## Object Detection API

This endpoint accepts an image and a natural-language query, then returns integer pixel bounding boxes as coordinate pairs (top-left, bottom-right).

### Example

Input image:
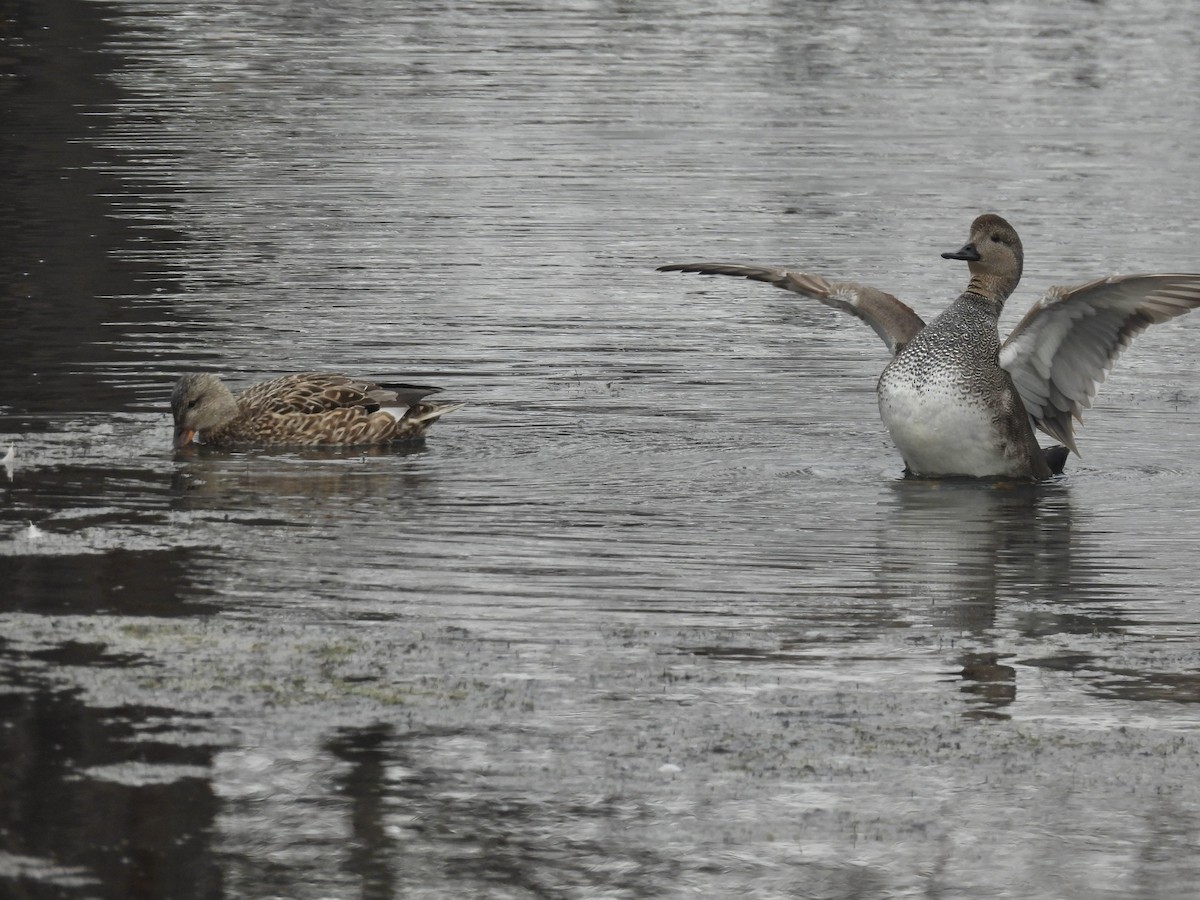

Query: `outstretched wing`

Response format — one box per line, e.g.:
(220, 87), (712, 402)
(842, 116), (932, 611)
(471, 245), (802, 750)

(1000, 274), (1200, 454)
(239, 373), (441, 416)
(657, 262), (924, 355)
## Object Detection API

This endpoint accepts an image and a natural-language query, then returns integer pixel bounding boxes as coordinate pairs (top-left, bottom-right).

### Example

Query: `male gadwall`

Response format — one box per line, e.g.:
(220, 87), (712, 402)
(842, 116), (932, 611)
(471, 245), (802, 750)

(659, 214), (1200, 478)
(170, 372), (460, 449)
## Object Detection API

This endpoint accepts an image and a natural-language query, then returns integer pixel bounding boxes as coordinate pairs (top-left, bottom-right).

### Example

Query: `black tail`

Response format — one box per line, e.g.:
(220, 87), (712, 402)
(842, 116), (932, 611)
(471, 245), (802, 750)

(1043, 445), (1070, 475)
(376, 383), (443, 405)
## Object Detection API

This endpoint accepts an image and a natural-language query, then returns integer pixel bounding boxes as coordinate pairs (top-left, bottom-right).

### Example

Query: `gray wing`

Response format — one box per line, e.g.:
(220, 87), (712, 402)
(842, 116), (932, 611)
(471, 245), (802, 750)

(999, 274), (1200, 454)
(657, 262), (924, 356)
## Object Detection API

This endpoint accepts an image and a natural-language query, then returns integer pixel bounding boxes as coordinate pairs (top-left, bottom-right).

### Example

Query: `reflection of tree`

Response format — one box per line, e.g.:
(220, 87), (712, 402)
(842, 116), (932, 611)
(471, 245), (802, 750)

(0, 679), (221, 899)
(1, 0), (188, 418)
(327, 725), (397, 900)
(324, 724), (668, 898)
(1, 547), (214, 616)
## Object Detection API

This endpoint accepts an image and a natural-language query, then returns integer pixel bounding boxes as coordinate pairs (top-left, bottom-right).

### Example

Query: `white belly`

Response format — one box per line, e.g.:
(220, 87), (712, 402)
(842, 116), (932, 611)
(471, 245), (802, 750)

(877, 375), (1021, 477)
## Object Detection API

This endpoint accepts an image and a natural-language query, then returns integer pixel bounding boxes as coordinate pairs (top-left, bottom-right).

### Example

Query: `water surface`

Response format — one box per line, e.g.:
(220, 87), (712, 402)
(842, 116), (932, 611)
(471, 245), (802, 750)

(4, 0), (1200, 897)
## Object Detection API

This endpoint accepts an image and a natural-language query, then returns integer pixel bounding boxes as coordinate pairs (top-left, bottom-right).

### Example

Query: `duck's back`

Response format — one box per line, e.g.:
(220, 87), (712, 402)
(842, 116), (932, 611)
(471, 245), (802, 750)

(205, 374), (438, 447)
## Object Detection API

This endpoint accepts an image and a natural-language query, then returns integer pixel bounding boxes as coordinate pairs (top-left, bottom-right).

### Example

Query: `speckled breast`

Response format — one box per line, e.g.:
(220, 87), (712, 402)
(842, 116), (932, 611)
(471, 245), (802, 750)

(875, 315), (1026, 477)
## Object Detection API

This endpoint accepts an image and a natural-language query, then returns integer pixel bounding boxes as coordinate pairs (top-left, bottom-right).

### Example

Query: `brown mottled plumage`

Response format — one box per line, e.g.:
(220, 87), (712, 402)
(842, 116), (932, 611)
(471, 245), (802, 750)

(170, 372), (460, 449)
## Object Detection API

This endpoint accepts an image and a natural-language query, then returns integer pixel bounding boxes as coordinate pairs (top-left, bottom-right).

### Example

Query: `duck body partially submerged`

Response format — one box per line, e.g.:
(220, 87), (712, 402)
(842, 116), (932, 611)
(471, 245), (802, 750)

(170, 372), (459, 449)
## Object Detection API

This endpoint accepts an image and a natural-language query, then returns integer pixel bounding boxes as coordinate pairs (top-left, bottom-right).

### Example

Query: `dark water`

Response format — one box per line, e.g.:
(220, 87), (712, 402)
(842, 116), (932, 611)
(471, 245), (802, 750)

(4, 0), (1200, 897)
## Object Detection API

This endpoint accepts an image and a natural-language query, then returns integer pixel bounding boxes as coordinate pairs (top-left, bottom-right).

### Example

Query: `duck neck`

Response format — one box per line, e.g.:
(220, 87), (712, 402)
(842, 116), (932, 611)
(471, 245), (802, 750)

(965, 271), (1016, 316)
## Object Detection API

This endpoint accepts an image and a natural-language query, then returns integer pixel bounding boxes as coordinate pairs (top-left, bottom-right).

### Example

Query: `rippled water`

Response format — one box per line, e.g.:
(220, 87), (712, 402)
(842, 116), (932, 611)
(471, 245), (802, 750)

(4, 0), (1200, 897)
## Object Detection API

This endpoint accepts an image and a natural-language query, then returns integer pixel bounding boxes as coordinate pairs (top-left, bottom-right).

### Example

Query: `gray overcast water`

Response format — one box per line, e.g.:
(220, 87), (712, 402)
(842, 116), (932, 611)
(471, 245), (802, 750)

(3, 0), (1200, 897)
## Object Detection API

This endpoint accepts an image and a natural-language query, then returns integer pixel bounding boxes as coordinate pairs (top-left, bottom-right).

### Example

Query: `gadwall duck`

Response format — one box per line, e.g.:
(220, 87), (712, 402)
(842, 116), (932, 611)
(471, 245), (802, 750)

(170, 372), (460, 449)
(659, 214), (1200, 478)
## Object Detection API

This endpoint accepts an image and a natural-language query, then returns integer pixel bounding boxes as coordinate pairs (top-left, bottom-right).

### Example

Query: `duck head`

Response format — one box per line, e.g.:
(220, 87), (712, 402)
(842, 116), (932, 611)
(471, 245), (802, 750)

(942, 213), (1024, 301)
(171, 373), (239, 448)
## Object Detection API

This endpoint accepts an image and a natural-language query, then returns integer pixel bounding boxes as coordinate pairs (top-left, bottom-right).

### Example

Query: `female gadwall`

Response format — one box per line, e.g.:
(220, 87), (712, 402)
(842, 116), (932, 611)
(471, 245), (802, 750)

(170, 372), (460, 449)
(659, 214), (1200, 478)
